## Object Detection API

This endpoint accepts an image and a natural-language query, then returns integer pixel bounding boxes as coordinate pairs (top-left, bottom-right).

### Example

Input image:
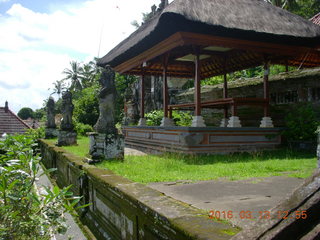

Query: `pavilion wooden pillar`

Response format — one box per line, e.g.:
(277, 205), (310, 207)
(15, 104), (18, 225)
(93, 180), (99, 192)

(138, 71), (146, 126)
(191, 51), (206, 127)
(160, 53), (174, 126)
(220, 57), (229, 127)
(260, 60), (274, 128)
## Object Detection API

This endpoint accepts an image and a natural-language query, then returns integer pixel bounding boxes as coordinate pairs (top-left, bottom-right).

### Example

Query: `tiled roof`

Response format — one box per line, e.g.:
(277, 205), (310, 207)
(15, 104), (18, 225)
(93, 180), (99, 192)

(0, 107), (31, 135)
(311, 12), (320, 25)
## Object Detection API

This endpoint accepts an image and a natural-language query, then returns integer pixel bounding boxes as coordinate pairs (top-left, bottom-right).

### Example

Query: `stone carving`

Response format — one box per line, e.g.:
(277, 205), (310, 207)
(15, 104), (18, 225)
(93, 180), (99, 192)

(60, 91), (74, 131)
(158, 0), (169, 12)
(46, 97), (56, 128)
(89, 65), (124, 161)
(45, 97), (58, 139)
(57, 91), (77, 146)
(94, 65), (117, 134)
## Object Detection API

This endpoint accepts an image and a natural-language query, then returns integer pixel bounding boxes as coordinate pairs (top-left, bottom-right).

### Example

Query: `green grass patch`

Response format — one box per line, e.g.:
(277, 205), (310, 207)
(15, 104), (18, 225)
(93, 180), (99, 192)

(47, 137), (317, 184)
(47, 137), (90, 158)
(97, 150), (316, 183)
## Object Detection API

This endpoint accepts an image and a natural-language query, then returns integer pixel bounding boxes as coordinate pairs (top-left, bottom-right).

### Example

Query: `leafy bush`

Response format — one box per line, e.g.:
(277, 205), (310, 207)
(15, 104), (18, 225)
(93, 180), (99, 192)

(283, 103), (319, 141)
(146, 110), (192, 126)
(17, 107), (34, 120)
(75, 122), (94, 136)
(0, 133), (86, 239)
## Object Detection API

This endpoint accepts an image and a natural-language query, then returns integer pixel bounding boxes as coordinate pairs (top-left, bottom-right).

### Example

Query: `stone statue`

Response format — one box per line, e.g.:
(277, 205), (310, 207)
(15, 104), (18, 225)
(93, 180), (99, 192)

(94, 65), (117, 134)
(158, 0), (168, 12)
(46, 97), (56, 128)
(60, 91), (74, 131)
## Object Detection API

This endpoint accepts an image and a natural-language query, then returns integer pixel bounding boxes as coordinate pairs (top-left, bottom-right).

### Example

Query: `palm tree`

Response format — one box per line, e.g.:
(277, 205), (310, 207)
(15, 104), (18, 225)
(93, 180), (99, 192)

(50, 80), (67, 99)
(80, 61), (96, 88)
(63, 61), (83, 92)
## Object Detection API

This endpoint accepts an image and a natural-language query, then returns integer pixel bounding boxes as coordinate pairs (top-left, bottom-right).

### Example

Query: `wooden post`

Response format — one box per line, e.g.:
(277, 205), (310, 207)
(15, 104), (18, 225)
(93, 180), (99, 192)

(263, 61), (270, 117)
(223, 73), (228, 118)
(140, 74), (145, 119)
(195, 52), (201, 116)
(163, 54), (169, 118)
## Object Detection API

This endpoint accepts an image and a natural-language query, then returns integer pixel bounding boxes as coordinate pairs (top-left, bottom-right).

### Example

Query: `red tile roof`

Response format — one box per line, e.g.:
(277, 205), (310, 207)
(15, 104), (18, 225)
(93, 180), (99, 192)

(0, 106), (31, 135)
(311, 12), (320, 25)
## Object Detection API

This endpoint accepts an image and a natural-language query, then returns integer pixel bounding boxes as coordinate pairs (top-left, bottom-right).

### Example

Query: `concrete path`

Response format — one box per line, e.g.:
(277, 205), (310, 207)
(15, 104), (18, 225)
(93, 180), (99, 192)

(36, 166), (87, 240)
(148, 176), (304, 228)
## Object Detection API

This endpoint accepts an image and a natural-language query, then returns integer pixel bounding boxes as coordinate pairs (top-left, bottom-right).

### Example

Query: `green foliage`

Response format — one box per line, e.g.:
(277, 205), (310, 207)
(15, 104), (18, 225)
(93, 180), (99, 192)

(33, 108), (45, 121)
(73, 84), (100, 126)
(17, 107), (34, 120)
(115, 73), (138, 124)
(145, 110), (164, 126)
(0, 133), (85, 239)
(145, 110), (192, 126)
(283, 103), (319, 141)
(280, 0), (320, 19)
(75, 122), (94, 136)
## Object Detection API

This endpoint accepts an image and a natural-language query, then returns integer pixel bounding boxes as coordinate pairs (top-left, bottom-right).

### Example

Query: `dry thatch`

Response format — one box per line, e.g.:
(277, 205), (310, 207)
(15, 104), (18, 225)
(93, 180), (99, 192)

(98, 0), (320, 69)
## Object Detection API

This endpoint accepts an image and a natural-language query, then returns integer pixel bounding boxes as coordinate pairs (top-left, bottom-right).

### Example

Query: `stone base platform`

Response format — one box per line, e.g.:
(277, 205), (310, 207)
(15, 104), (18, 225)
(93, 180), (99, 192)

(123, 126), (282, 154)
(57, 131), (77, 146)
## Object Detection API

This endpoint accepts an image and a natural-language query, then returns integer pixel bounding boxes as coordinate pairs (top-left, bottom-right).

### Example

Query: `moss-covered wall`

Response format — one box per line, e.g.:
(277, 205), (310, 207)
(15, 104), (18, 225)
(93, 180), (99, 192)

(39, 139), (240, 240)
(176, 68), (320, 127)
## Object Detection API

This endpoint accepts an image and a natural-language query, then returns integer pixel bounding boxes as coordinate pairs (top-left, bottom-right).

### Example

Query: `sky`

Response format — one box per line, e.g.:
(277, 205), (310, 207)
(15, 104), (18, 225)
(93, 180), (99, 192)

(0, 0), (165, 113)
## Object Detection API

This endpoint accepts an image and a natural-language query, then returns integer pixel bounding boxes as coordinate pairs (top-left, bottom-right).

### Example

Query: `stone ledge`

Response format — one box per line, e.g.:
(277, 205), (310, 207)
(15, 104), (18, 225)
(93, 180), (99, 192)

(39, 139), (240, 240)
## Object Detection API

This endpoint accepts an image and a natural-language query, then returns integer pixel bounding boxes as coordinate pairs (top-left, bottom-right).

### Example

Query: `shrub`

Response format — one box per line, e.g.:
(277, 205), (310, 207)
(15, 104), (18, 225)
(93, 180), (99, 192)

(75, 122), (94, 136)
(283, 103), (319, 141)
(0, 133), (87, 239)
(145, 110), (192, 126)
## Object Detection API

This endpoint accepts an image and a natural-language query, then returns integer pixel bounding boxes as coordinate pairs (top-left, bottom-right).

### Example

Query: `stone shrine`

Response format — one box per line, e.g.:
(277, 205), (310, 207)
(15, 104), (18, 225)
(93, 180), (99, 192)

(89, 65), (124, 161)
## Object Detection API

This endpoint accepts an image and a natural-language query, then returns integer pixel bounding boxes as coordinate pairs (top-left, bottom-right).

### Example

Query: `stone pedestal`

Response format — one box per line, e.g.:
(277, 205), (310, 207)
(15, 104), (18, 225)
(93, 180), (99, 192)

(57, 131), (77, 146)
(45, 128), (58, 139)
(89, 132), (124, 161)
(191, 116), (206, 127)
(138, 118), (147, 126)
(220, 118), (228, 127)
(227, 116), (242, 128)
(260, 117), (274, 128)
(160, 117), (175, 127)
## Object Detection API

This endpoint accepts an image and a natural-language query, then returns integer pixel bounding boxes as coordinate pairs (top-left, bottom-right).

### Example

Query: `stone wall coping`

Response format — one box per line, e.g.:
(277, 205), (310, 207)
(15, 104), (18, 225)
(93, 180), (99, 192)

(39, 139), (240, 239)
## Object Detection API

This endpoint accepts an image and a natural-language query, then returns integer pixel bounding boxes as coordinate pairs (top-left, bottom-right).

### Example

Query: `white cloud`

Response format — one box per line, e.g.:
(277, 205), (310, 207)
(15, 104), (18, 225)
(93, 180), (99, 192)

(0, 0), (163, 113)
(0, 0), (10, 3)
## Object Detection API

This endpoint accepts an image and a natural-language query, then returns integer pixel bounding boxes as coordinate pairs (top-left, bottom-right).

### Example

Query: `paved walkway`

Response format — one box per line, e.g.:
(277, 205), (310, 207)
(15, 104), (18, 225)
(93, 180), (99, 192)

(148, 176), (304, 228)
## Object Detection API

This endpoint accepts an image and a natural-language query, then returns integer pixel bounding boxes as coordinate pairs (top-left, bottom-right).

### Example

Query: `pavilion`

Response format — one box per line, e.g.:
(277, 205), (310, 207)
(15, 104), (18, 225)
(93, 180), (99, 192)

(98, 0), (320, 154)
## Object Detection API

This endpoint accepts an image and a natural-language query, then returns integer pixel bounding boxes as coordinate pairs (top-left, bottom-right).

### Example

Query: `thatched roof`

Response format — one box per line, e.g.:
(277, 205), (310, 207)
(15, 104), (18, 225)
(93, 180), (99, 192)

(98, 0), (320, 70)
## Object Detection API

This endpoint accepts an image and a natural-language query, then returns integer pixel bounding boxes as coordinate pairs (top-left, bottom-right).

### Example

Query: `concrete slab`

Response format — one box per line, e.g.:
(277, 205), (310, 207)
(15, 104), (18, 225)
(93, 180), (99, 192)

(148, 176), (304, 229)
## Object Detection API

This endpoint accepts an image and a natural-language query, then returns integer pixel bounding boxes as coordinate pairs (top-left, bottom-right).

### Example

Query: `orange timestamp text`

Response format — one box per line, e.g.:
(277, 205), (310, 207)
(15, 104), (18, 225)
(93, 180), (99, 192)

(208, 210), (307, 220)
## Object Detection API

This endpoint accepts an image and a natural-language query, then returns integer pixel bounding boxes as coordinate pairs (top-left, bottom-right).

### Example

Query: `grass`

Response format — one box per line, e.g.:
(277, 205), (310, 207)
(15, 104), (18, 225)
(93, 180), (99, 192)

(47, 137), (90, 157)
(47, 137), (317, 184)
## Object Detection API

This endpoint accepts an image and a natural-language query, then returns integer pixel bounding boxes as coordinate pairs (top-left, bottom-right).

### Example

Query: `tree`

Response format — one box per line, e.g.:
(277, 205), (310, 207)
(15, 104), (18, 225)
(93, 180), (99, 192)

(17, 107), (34, 120)
(73, 84), (100, 126)
(63, 61), (83, 92)
(267, 0), (320, 19)
(50, 79), (67, 99)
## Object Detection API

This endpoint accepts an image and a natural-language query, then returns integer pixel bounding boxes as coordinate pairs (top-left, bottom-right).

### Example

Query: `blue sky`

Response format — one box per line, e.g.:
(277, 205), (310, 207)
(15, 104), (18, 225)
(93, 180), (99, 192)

(0, 0), (164, 113)
(0, 0), (83, 14)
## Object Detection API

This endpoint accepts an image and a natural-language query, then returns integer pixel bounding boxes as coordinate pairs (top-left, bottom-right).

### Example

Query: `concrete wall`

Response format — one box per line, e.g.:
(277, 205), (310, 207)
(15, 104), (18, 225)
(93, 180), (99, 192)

(39, 139), (239, 240)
